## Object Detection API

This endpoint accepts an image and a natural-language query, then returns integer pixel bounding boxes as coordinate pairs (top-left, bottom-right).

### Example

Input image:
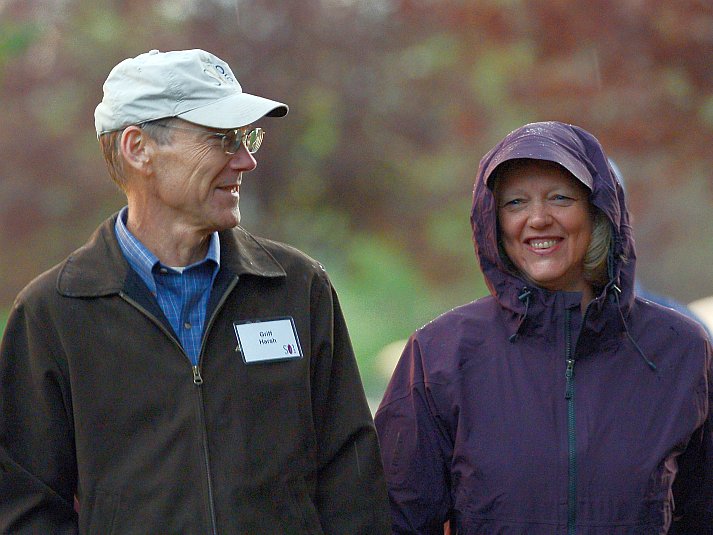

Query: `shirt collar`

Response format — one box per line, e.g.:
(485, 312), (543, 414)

(115, 207), (220, 289)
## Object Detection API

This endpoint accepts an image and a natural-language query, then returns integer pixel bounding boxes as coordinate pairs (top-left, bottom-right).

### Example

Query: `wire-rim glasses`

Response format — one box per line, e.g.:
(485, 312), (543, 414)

(150, 123), (265, 154)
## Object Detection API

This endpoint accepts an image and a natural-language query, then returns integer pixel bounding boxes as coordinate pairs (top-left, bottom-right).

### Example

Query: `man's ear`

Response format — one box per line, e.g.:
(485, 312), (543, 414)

(120, 125), (152, 173)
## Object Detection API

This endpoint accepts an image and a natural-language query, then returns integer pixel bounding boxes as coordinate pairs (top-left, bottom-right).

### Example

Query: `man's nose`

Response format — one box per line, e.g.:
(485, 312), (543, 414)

(229, 143), (258, 171)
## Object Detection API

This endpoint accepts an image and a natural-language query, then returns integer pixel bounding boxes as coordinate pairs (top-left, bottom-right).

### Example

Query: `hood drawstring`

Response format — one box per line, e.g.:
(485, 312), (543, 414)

(509, 288), (532, 343)
(610, 284), (657, 372)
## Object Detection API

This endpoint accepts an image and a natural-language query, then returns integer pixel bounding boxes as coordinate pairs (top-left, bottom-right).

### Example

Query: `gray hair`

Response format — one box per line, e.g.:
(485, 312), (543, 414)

(98, 117), (176, 192)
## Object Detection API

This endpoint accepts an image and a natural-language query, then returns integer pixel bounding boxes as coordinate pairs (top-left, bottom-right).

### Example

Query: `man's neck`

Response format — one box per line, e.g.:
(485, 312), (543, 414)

(126, 208), (211, 267)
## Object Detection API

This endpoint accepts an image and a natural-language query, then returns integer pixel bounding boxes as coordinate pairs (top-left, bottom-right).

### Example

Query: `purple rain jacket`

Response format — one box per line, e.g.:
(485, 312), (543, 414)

(375, 122), (713, 534)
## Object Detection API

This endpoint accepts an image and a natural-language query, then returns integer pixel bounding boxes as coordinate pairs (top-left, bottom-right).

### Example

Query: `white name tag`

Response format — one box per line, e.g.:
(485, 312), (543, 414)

(233, 317), (303, 364)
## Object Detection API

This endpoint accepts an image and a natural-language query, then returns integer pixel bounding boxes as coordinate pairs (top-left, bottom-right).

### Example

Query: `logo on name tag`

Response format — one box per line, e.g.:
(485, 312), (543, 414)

(233, 317), (303, 364)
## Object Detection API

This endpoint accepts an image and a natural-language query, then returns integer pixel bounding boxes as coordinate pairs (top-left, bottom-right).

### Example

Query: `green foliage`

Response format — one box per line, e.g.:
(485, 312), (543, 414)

(31, 81), (86, 137)
(0, 21), (39, 72)
(397, 33), (460, 79)
(699, 94), (713, 127)
(324, 233), (487, 398)
(299, 87), (342, 160)
(470, 43), (534, 111)
(0, 309), (7, 339)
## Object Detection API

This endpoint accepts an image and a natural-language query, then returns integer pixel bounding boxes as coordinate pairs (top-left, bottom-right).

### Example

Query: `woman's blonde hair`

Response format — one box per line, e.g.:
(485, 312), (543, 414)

(582, 209), (611, 288)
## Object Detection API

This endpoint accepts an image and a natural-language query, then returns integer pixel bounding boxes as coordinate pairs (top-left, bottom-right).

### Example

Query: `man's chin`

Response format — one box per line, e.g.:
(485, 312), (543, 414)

(207, 212), (241, 233)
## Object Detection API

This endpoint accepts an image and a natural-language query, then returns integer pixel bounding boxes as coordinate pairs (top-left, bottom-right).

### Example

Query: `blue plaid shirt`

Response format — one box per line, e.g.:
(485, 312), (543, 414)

(115, 207), (220, 365)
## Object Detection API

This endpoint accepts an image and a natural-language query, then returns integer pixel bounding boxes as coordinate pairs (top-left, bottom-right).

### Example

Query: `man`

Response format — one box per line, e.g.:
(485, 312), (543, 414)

(0, 49), (391, 534)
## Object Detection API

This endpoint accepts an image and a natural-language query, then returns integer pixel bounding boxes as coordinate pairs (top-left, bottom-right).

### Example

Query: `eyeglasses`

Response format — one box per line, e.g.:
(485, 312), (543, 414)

(150, 123), (265, 154)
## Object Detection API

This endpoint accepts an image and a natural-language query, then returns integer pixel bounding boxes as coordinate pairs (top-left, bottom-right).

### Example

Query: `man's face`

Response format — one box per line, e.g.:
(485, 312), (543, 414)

(144, 121), (258, 234)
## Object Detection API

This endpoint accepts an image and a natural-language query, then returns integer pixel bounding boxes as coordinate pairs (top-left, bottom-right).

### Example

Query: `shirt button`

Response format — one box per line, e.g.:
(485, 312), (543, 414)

(184, 322), (192, 330)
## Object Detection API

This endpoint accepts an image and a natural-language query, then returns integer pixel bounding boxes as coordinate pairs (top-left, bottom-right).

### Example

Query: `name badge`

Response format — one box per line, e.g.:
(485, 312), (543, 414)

(233, 317), (303, 364)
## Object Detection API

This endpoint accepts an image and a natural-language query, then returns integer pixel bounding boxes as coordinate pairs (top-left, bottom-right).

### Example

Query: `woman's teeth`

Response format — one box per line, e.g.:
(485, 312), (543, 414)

(530, 239), (558, 249)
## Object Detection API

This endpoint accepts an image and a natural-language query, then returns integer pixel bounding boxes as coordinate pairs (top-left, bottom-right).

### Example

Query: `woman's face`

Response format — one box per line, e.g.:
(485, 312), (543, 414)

(496, 159), (594, 295)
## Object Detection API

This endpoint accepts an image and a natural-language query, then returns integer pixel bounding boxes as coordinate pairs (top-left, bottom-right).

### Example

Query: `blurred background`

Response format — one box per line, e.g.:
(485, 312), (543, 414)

(2, 0), (713, 406)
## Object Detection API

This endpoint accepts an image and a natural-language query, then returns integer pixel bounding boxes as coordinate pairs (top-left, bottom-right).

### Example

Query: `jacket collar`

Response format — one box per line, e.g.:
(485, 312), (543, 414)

(57, 213), (286, 298)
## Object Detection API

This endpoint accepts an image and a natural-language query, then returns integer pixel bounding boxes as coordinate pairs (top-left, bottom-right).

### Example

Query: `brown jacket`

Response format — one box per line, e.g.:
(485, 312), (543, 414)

(0, 214), (391, 534)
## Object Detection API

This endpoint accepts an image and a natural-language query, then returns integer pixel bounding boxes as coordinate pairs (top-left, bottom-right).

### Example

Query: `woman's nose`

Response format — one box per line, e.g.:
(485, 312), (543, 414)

(528, 202), (552, 227)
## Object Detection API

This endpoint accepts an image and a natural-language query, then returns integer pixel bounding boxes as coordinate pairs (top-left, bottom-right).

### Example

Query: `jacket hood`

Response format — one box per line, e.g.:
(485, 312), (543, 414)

(470, 121), (636, 330)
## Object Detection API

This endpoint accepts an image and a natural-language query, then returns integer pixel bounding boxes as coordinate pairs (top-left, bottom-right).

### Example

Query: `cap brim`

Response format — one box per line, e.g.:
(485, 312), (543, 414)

(177, 92), (288, 129)
(485, 136), (593, 190)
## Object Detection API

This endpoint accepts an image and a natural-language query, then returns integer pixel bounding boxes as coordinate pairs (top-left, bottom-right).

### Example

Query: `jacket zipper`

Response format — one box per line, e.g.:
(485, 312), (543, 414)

(193, 379), (218, 535)
(119, 292), (222, 535)
(564, 307), (576, 535)
(192, 274), (240, 535)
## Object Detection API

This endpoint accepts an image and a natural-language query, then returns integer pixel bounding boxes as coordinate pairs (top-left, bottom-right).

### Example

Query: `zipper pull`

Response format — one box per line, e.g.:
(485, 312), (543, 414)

(565, 359), (575, 400)
(192, 365), (203, 385)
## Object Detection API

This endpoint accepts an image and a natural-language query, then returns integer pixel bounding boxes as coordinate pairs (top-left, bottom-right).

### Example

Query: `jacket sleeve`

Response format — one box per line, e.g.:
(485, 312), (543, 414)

(670, 337), (713, 534)
(374, 335), (453, 534)
(0, 296), (78, 533)
(308, 272), (392, 534)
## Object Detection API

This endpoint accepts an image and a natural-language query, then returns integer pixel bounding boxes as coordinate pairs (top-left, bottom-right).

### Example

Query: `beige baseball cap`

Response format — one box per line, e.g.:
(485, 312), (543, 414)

(94, 49), (288, 136)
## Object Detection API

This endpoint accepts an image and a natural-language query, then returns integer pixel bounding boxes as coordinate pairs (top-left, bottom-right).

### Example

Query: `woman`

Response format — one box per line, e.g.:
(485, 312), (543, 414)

(375, 121), (712, 534)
